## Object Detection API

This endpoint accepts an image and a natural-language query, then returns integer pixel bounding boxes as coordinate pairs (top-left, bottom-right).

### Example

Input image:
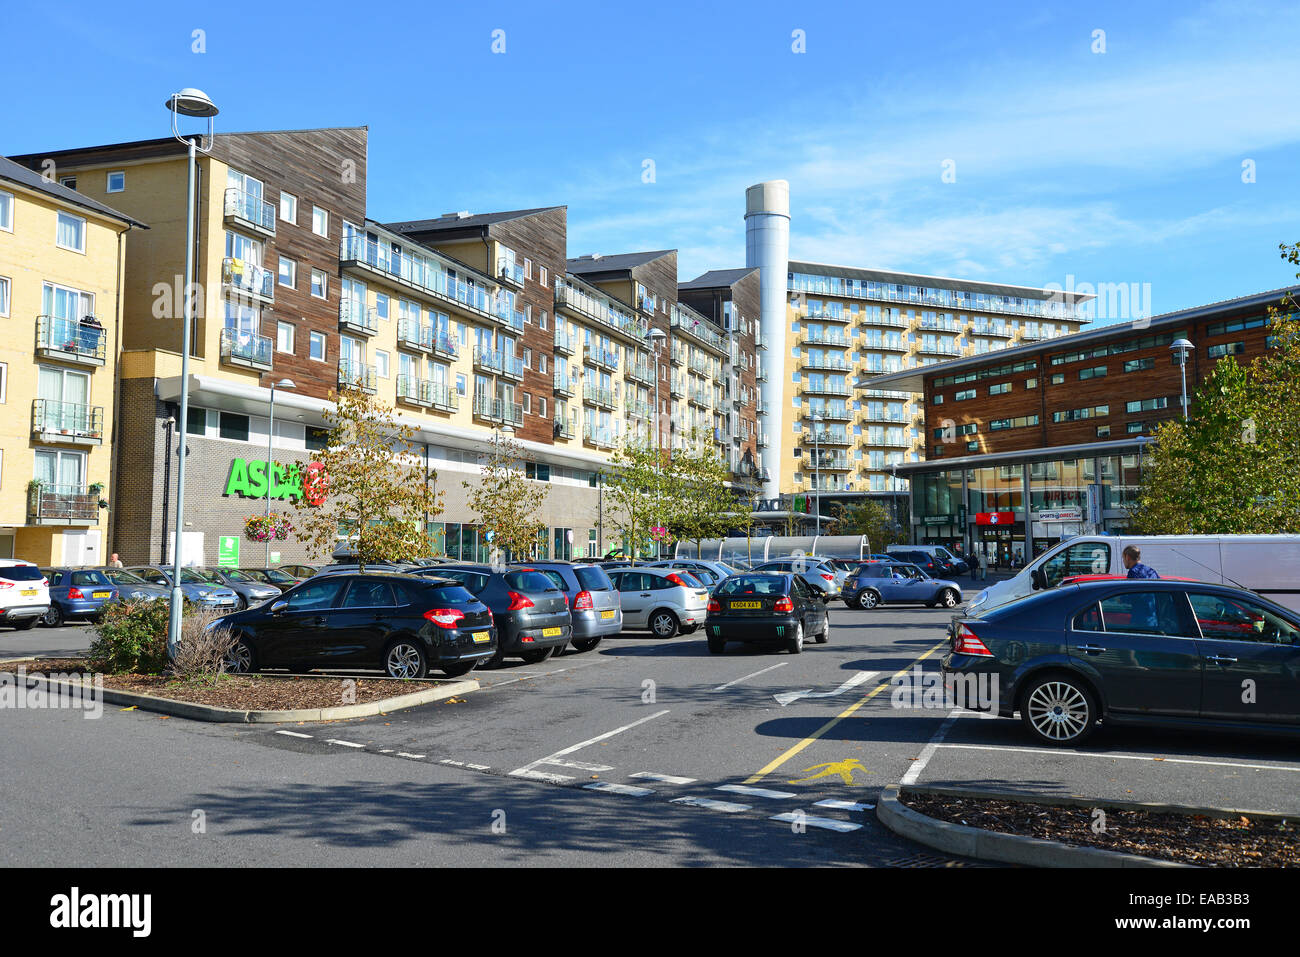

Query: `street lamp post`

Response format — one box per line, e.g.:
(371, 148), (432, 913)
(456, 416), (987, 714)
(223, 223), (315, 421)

(265, 379), (296, 564)
(812, 413), (824, 535)
(164, 88), (219, 657)
(648, 328), (667, 557)
(1171, 338), (1194, 419)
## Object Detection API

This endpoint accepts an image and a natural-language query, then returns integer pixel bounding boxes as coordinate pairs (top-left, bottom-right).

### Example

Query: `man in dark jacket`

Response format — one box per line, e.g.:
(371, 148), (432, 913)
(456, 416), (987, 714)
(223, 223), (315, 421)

(1123, 545), (1160, 579)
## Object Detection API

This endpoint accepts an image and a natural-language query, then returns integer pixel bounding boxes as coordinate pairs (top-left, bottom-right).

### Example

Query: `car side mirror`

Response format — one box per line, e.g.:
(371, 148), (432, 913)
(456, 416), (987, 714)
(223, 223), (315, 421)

(1030, 568), (1045, 590)
(270, 600), (288, 615)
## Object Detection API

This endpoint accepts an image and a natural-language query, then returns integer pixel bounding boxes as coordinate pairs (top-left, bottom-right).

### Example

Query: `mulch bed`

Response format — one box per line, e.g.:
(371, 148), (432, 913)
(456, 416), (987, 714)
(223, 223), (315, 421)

(0, 658), (442, 712)
(902, 792), (1300, 867)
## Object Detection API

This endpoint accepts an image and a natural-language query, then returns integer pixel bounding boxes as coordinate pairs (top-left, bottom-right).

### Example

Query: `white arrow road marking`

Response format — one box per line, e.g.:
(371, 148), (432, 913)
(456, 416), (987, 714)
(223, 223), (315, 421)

(712, 662), (788, 691)
(325, 739), (364, 748)
(672, 796), (751, 813)
(509, 709), (671, 783)
(543, 758), (615, 772)
(630, 772), (697, 785)
(774, 670), (877, 707)
(770, 812), (863, 832)
(584, 782), (655, 797)
(275, 730), (313, 739)
(814, 799), (873, 812)
(716, 784), (797, 800)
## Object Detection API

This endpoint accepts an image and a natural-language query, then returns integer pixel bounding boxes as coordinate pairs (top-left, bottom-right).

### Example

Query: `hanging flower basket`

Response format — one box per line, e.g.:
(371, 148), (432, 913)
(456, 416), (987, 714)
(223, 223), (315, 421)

(245, 514), (293, 543)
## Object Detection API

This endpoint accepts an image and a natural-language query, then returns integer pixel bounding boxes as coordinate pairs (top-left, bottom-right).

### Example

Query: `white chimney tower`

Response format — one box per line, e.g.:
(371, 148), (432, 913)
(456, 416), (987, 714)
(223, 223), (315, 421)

(745, 180), (790, 502)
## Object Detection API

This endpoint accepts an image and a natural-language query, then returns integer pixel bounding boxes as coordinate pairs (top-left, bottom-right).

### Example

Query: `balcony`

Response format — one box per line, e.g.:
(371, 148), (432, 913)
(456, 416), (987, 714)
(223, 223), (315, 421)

(27, 485), (98, 526)
(585, 346), (620, 373)
(31, 400), (104, 445)
(473, 393), (522, 427)
(396, 373), (432, 408)
(688, 354), (714, 377)
(756, 364), (768, 382)
(803, 330), (849, 348)
(339, 299), (379, 336)
(582, 384), (618, 410)
(553, 417), (576, 440)
(804, 478), (846, 492)
(801, 307), (851, 324)
(917, 342), (961, 356)
(223, 188), (276, 239)
(807, 429), (851, 446)
(670, 306), (729, 356)
(861, 411), (909, 424)
(555, 278), (649, 344)
(626, 398), (653, 420)
(669, 375), (686, 397)
(473, 347), (524, 381)
(220, 328), (273, 371)
(583, 421), (617, 449)
(552, 373), (576, 397)
(338, 359), (377, 394)
(811, 406), (854, 422)
(222, 257), (274, 304)
(554, 329), (577, 355)
(35, 316), (106, 366)
(427, 382), (458, 412)
(801, 356), (848, 372)
(688, 387), (711, 408)
(756, 431), (769, 448)
(756, 332), (768, 349)
(397, 319), (429, 353)
(496, 258), (525, 289)
(802, 381), (853, 397)
(625, 362), (654, 387)
(805, 453), (852, 471)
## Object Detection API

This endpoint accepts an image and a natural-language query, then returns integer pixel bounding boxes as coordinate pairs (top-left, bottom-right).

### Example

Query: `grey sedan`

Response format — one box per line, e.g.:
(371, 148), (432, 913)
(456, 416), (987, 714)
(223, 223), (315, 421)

(751, 557), (845, 600)
(195, 566), (282, 610)
(124, 566), (240, 612)
(97, 567), (169, 602)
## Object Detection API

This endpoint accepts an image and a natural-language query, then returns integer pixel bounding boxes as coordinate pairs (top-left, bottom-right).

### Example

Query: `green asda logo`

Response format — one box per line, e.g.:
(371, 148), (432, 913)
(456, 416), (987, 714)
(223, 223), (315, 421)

(224, 458), (303, 501)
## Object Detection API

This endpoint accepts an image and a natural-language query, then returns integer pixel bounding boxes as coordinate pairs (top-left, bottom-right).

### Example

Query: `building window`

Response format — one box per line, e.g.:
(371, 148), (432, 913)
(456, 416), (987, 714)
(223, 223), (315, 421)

(59, 176), (76, 190)
(106, 171), (125, 193)
(56, 211), (86, 253)
(278, 257), (296, 288)
(187, 406), (207, 435)
(540, 397), (547, 419)
(539, 266), (548, 288)
(1050, 373), (1065, 385)
(538, 354), (547, 374)
(0, 276), (9, 317)
(0, 362), (7, 403)
(277, 322), (295, 354)
(539, 310), (548, 330)
(456, 374), (467, 396)
(306, 427), (328, 451)
(988, 382), (1011, 396)
(0, 190), (12, 231)
(1052, 405), (1109, 423)
(311, 269), (327, 299)
(1207, 341), (1245, 360)
(219, 412), (250, 441)
(1127, 421), (1147, 434)
(523, 393), (532, 415)
(954, 389), (976, 401)
(1096, 425), (1111, 437)
(932, 394), (943, 405)
(312, 206), (328, 237)
(1025, 377), (1037, 389)
(523, 258), (532, 281)
(374, 293), (389, 320)
(523, 348), (532, 369)
(310, 331), (327, 361)
(375, 350), (390, 379)
(280, 192), (297, 224)
(1078, 365), (1107, 380)
(1125, 397), (1170, 414)
(1122, 357), (1154, 373)
(525, 462), (551, 481)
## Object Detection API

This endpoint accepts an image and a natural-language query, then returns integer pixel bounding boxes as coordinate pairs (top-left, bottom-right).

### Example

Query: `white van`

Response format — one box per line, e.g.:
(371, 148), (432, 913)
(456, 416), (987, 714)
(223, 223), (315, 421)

(967, 535), (1300, 617)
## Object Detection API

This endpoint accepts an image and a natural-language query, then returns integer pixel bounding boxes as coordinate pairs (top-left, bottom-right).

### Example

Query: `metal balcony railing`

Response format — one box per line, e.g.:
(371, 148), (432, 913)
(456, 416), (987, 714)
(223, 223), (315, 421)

(35, 315), (106, 365)
(553, 373), (577, 397)
(472, 394), (522, 426)
(223, 188), (276, 236)
(31, 400), (104, 443)
(582, 384), (617, 409)
(339, 299), (379, 335)
(338, 359), (377, 393)
(28, 485), (98, 524)
(222, 257), (274, 302)
(220, 328), (273, 370)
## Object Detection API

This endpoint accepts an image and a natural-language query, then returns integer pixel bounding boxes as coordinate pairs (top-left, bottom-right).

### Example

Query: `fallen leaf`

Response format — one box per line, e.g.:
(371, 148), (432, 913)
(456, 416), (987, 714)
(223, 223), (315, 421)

(120, 706), (137, 712)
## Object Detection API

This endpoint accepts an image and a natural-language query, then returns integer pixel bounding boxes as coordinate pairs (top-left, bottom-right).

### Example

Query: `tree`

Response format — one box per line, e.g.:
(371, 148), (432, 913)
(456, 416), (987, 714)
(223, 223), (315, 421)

(602, 435), (672, 564)
(828, 497), (902, 549)
(666, 432), (734, 556)
(463, 435), (549, 562)
(291, 387), (444, 569)
(1130, 252), (1300, 533)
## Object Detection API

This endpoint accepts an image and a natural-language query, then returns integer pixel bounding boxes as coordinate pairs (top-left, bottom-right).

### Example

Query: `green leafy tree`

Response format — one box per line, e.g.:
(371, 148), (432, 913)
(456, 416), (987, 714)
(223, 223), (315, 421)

(463, 436), (549, 562)
(292, 387), (444, 569)
(828, 497), (902, 549)
(603, 435), (672, 563)
(666, 432), (734, 556)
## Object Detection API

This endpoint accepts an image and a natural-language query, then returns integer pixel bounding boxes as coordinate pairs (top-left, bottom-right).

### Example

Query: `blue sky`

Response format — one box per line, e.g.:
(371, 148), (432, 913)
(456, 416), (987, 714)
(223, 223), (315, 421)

(6, 0), (1298, 320)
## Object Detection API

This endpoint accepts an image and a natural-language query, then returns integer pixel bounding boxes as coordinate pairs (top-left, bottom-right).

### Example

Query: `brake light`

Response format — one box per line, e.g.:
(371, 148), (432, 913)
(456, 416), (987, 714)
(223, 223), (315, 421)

(0, 582), (11, 589)
(573, 590), (594, 611)
(707, 598), (721, 614)
(774, 596), (794, 613)
(423, 608), (465, 628)
(954, 623), (994, 657)
(666, 573), (689, 587)
(68, 587), (84, 600)
(506, 591), (534, 611)
(820, 573), (834, 582)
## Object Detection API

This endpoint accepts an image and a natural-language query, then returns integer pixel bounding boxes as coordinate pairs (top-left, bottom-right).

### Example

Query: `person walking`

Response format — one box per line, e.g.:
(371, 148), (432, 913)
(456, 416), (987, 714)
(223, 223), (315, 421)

(108, 552), (124, 568)
(1122, 544), (1160, 579)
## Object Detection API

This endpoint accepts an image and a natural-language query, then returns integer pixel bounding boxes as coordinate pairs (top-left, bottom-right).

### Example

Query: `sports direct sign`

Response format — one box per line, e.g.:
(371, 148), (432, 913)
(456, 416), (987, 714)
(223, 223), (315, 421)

(975, 511), (1015, 526)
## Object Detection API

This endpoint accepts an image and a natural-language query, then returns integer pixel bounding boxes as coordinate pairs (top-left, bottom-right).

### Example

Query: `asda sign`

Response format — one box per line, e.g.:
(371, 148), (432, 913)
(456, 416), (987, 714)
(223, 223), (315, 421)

(224, 458), (326, 505)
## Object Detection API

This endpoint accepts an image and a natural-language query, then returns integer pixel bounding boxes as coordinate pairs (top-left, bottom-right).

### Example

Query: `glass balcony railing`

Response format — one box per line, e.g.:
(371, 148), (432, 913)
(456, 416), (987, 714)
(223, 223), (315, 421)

(553, 417), (576, 440)
(553, 373), (577, 397)
(803, 330), (849, 347)
(35, 315), (106, 365)
(582, 384), (617, 409)
(583, 421), (617, 448)
(554, 329), (577, 354)
(788, 274), (1086, 322)
(339, 299), (378, 335)
(223, 188), (275, 235)
(396, 373), (431, 406)
(223, 257), (274, 302)
(801, 356), (848, 372)
(220, 328), (273, 370)
(473, 347), (523, 380)
(670, 305), (728, 354)
(431, 330), (457, 359)
(805, 453), (851, 470)
(31, 399), (104, 443)
(555, 278), (648, 342)
(472, 394), (523, 427)
(427, 382), (458, 412)
(625, 362), (654, 385)
(496, 258), (525, 287)
(806, 429), (851, 445)
(585, 346), (620, 372)
(338, 359), (377, 393)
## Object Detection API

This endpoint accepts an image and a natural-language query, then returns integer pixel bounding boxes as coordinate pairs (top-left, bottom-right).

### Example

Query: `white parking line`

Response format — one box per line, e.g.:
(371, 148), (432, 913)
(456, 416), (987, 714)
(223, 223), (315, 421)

(511, 769), (574, 784)
(275, 730), (312, 739)
(509, 709), (671, 782)
(774, 670), (878, 707)
(711, 662), (788, 692)
(396, 752), (425, 759)
(899, 708), (961, 786)
(584, 781), (655, 797)
(672, 796), (751, 813)
(630, 772), (697, 785)
(814, 799), (873, 812)
(770, 812), (863, 832)
(935, 743), (1300, 774)
(325, 739), (365, 749)
(543, 758), (615, 772)
(716, 784), (797, 800)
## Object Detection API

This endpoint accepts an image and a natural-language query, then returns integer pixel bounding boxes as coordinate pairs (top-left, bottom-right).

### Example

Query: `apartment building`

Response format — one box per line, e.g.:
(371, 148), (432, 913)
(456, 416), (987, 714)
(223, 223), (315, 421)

(863, 286), (1295, 563)
(0, 156), (143, 565)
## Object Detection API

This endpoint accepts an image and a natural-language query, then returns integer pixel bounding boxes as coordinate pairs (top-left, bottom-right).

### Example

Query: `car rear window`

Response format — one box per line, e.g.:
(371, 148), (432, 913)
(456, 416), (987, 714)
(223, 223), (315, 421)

(538, 570), (568, 591)
(504, 571), (557, 592)
(70, 571), (110, 586)
(717, 575), (788, 596)
(414, 584), (477, 605)
(0, 565), (45, 582)
(574, 566), (613, 591)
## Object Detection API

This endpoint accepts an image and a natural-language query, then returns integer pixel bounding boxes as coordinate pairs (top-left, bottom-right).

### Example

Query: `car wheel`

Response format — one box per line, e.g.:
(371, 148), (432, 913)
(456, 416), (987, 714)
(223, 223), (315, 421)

(845, 594), (862, 610)
(939, 589), (960, 608)
(478, 647), (507, 670)
(226, 636), (256, 674)
(707, 636), (726, 654)
(571, 637), (602, 652)
(12, 619), (37, 631)
(519, 646), (555, 664)
(1020, 674), (1098, 746)
(384, 639), (428, 679)
(235, 594), (248, 612)
(42, 605), (64, 628)
(860, 590), (881, 610)
(441, 661), (477, 678)
(650, 609), (679, 638)
(816, 616), (830, 644)
(787, 621), (804, 655)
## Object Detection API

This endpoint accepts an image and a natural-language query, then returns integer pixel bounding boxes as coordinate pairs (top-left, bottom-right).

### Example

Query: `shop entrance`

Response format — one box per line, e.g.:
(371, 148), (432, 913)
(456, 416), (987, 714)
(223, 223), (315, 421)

(974, 524), (1025, 571)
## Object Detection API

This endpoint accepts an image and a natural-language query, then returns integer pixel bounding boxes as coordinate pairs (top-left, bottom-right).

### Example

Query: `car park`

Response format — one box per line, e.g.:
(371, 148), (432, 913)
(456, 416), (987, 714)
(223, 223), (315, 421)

(412, 564), (570, 666)
(645, 559), (742, 586)
(40, 568), (118, 627)
(705, 572), (830, 655)
(842, 561), (964, 610)
(514, 561), (622, 652)
(124, 566), (240, 612)
(943, 579), (1300, 747)
(239, 567), (308, 589)
(98, 567), (170, 602)
(0, 560), (51, 629)
(606, 566), (710, 637)
(751, 557), (845, 599)
(218, 571), (496, 678)
(195, 567), (282, 610)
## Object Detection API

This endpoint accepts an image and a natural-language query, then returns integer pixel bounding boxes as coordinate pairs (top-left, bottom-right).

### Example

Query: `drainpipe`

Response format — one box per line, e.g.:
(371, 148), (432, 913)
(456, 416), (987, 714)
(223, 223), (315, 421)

(107, 224), (128, 562)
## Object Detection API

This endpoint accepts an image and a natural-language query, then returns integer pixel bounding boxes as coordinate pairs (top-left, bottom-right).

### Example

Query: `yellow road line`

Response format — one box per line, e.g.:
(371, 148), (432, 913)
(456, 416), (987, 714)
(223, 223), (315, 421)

(744, 640), (950, 785)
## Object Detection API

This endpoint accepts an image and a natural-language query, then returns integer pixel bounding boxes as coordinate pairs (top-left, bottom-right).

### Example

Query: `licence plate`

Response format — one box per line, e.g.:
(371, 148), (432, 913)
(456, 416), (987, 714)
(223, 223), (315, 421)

(20, 589), (37, 597)
(542, 627), (562, 637)
(600, 610), (616, 619)
(731, 601), (761, 610)
(92, 591), (111, 599)
(472, 631), (490, 643)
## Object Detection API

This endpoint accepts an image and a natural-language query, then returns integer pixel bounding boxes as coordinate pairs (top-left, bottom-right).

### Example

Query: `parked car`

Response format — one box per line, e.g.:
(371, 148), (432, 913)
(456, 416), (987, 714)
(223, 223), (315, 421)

(38, 568), (117, 627)
(239, 567), (309, 589)
(645, 559), (742, 586)
(98, 567), (170, 602)
(751, 557), (845, 599)
(217, 572), (496, 678)
(886, 547), (965, 577)
(705, 572), (830, 655)
(278, 564), (319, 580)
(193, 566), (281, 610)
(315, 561), (422, 578)
(0, 560), (50, 630)
(412, 564), (570, 667)
(943, 579), (1300, 746)
(512, 561), (622, 652)
(843, 561), (964, 610)
(124, 566), (240, 612)
(605, 566), (710, 638)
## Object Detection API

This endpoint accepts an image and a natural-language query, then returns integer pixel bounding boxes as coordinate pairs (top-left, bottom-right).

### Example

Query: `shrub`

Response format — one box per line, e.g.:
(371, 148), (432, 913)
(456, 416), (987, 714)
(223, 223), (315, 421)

(87, 598), (173, 675)
(169, 608), (237, 684)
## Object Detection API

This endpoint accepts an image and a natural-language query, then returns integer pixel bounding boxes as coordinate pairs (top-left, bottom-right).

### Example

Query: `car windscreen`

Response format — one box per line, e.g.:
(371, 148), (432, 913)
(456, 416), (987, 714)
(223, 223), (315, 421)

(504, 570), (558, 592)
(0, 565), (45, 582)
(717, 575), (787, 596)
(574, 566), (613, 591)
(106, 570), (148, 585)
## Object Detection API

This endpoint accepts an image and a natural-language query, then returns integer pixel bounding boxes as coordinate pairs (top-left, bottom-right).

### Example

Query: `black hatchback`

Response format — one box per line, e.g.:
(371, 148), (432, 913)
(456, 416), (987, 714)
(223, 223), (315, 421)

(412, 564), (571, 667)
(217, 572), (496, 678)
(705, 572), (830, 655)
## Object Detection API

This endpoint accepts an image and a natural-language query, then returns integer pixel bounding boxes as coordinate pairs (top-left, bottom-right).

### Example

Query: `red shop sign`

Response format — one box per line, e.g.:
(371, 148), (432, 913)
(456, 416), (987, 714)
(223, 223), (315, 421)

(975, 511), (1015, 526)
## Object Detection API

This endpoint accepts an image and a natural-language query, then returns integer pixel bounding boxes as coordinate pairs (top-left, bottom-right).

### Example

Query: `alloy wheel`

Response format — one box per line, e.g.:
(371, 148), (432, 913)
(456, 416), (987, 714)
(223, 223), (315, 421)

(386, 642), (424, 679)
(226, 641), (253, 674)
(1026, 681), (1091, 742)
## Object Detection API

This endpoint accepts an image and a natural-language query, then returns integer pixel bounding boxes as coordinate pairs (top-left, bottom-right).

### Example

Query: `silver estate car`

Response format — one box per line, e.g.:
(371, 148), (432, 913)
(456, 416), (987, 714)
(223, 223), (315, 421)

(606, 566), (710, 638)
(752, 557), (847, 600)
